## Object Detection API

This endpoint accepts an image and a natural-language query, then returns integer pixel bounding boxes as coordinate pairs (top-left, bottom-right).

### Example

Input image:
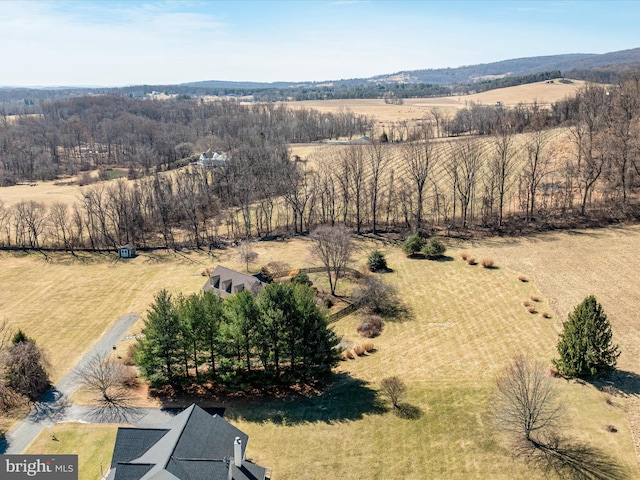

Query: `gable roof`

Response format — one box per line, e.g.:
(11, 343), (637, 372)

(107, 404), (267, 480)
(203, 266), (265, 298)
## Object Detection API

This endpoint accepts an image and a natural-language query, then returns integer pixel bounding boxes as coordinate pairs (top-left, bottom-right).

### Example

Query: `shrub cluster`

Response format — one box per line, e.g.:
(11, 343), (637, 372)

(367, 250), (388, 272)
(356, 315), (384, 338)
(422, 238), (446, 258)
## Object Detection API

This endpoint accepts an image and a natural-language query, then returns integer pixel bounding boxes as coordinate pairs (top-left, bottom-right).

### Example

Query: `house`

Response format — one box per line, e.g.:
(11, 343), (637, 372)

(107, 404), (269, 480)
(203, 266), (265, 298)
(198, 151), (230, 168)
(119, 244), (136, 258)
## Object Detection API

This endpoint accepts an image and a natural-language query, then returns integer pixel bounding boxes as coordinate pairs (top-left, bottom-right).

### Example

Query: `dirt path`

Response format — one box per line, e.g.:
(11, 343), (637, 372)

(1, 313), (140, 454)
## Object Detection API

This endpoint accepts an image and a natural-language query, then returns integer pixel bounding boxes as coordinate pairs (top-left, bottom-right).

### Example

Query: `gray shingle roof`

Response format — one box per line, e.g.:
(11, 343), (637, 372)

(203, 266), (265, 298)
(107, 404), (266, 480)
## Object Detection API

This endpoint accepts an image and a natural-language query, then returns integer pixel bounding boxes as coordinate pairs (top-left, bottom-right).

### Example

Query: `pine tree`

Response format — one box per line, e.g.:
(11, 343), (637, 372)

(554, 295), (620, 377)
(136, 289), (182, 385)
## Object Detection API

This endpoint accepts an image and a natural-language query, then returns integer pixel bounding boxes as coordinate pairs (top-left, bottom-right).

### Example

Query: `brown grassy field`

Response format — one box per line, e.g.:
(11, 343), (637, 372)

(282, 80), (585, 124)
(4, 228), (640, 479)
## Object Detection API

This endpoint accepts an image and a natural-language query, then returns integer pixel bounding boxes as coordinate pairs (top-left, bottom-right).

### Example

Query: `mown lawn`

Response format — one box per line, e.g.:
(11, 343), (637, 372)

(24, 423), (118, 480)
(4, 231), (640, 479)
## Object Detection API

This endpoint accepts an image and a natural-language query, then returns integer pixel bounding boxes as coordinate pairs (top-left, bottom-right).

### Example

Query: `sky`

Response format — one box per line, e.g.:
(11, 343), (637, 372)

(1, 0), (639, 87)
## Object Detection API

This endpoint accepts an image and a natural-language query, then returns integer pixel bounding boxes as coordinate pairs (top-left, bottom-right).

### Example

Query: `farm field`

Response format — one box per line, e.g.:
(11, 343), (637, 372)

(4, 226), (640, 479)
(282, 79), (585, 124)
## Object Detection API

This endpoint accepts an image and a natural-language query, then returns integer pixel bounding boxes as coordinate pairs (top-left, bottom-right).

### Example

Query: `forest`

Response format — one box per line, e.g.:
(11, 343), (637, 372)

(0, 72), (639, 250)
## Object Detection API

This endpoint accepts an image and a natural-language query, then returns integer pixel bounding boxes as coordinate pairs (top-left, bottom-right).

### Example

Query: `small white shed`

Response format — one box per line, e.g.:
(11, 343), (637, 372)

(118, 244), (136, 258)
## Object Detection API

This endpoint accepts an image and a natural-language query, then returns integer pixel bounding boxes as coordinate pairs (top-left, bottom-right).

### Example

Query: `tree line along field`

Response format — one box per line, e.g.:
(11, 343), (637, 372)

(1, 76), (637, 252)
(5, 228), (640, 479)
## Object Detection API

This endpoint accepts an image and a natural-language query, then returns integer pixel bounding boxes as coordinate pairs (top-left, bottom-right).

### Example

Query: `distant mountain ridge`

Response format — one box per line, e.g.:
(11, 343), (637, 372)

(184, 48), (640, 89)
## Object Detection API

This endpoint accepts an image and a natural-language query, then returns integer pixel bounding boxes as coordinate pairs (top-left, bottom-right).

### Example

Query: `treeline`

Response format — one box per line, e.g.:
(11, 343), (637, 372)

(0, 96), (372, 182)
(1, 74), (640, 248)
(136, 285), (339, 389)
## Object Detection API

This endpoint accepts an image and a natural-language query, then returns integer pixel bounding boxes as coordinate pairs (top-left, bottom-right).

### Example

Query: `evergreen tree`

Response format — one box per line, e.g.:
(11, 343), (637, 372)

(136, 289), (182, 385)
(402, 233), (424, 256)
(554, 295), (620, 377)
(222, 290), (258, 375)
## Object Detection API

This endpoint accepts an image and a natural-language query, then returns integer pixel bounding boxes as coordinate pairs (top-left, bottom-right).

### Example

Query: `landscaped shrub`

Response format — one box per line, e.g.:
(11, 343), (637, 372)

(344, 349), (355, 359)
(367, 250), (388, 272)
(353, 344), (366, 356)
(481, 258), (494, 269)
(460, 252), (470, 261)
(523, 300), (532, 307)
(530, 295), (540, 302)
(518, 275), (528, 282)
(542, 312), (552, 319)
(402, 233), (424, 256)
(527, 305), (537, 314)
(323, 298), (334, 309)
(291, 272), (311, 286)
(356, 315), (384, 338)
(421, 238), (446, 259)
(352, 276), (404, 317)
(362, 341), (375, 352)
(466, 257), (476, 265)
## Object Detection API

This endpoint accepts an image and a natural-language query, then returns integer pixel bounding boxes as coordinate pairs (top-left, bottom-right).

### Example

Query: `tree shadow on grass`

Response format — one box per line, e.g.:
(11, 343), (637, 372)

(225, 373), (386, 425)
(0, 433), (7, 454)
(394, 403), (423, 420)
(585, 370), (640, 397)
(516, 434), (628, 480)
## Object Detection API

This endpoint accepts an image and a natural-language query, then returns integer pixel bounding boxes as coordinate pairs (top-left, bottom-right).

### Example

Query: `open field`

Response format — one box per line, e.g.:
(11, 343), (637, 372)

(25, 423), (118, 480)
(282, 80), (585, 124)
(3, 226), (640, 479)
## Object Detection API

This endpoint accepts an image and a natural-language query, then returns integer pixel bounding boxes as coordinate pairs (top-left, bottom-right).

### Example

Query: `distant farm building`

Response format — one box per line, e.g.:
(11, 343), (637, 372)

(118, 244), (136, 258)
(203, 265), (265, 298)
(326, 135), (371, 145)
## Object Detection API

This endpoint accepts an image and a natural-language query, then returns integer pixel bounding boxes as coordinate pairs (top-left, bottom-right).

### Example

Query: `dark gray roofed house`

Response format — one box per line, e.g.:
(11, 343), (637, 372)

(203, 265), (266, 298)
(107, 404), (269, 480)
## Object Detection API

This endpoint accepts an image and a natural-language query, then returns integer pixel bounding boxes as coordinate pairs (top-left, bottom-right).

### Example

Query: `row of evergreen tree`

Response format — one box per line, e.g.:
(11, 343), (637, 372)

(135, 283), (340, 389)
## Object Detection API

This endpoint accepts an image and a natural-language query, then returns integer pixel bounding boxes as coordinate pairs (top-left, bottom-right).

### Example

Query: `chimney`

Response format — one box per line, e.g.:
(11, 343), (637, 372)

(233, 437), (242, 468)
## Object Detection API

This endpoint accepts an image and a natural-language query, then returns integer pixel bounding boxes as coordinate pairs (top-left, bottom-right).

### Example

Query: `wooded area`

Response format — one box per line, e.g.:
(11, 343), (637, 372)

(0, 72), (639, 249)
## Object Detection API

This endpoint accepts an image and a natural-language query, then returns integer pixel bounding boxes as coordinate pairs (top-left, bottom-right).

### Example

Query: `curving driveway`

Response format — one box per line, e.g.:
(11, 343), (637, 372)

(2, 313), (143, 454)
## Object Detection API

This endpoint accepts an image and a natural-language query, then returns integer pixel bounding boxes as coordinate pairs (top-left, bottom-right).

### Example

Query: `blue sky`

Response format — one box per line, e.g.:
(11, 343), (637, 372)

(2, 0), (639, 87)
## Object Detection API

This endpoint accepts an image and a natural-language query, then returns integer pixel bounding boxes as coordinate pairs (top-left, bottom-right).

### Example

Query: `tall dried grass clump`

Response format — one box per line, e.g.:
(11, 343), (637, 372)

(466, 257), (476, 265)
(522, 300), (532, 307)
(527, 305), (537, 314)
(362, 341), (375, 353)
(460, 252), (470, 261)
(542, 312), (552, 319)
(353, 344), (366, 356)
(530, 295), (540, 302)
(481, 258), (494, 269)
(518, 275), (528, 282)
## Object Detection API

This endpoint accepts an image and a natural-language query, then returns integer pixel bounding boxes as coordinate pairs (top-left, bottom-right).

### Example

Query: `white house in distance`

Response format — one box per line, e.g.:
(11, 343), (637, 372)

(197, 151), (230, 168)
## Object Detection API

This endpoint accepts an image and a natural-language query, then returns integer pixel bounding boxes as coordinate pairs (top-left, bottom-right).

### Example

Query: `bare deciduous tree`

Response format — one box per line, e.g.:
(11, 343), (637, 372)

(309, 224), (354, 296)
(238, 241), (258, 272)
(380, 376), (406, 409)
(492, 354), (562, 441)
(74, 352), (142, 423)
(3, 339), (51, 402)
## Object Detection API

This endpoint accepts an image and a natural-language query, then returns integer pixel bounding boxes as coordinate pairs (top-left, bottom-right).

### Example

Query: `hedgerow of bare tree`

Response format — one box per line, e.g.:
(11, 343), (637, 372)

(309, 224), (354, 296)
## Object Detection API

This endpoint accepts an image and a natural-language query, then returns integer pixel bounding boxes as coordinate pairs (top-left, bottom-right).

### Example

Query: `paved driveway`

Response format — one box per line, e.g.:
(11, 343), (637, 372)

(2, 313), (140, 454)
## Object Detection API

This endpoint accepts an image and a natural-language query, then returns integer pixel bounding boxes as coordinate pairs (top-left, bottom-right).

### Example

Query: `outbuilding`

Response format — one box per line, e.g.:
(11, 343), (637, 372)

(118, 244), (136, 258)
